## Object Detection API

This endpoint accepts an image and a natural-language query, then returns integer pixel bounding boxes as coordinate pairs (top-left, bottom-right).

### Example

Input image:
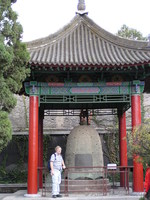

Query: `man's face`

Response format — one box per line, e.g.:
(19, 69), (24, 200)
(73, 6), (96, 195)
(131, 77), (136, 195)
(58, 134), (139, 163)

(56, 147), (62, 154)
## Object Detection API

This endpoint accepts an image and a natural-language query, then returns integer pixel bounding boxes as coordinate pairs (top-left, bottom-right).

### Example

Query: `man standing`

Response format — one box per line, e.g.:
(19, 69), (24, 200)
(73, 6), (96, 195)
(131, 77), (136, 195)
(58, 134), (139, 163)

(50, 146), (66, 198)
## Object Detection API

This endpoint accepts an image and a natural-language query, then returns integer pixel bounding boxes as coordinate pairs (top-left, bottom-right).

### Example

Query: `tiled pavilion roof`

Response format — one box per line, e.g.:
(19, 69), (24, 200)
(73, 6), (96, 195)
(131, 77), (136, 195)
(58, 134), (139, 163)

(26, 14), (150, 68)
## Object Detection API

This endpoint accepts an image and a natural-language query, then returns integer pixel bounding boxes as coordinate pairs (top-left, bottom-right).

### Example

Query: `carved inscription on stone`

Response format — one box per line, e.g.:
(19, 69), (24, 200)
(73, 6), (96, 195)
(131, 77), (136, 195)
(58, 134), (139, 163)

(75, 154), (93, 167)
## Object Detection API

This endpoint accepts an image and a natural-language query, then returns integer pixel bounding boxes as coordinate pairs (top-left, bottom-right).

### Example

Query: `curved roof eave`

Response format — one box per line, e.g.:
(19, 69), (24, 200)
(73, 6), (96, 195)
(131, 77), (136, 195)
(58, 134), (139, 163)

(26, 14), (150, 67)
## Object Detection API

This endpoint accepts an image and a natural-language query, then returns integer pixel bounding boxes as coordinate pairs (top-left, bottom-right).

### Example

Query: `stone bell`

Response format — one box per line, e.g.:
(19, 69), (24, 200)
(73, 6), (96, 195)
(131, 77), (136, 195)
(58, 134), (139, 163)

(65, 110), (104, 179)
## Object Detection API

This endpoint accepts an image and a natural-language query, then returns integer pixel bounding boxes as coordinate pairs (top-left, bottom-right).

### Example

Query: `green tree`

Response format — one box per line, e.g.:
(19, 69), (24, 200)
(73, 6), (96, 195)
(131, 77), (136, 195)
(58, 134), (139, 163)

(117, 24), (147, 41)
(128, 119), (150, 164)
(0, 111), (12, 152)
(0, 0), (30, 152)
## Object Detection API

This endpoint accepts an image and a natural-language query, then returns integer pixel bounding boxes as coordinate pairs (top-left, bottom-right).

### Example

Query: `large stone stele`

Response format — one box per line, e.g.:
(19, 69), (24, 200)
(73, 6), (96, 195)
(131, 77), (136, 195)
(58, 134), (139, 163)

(65, 125), (104, 180)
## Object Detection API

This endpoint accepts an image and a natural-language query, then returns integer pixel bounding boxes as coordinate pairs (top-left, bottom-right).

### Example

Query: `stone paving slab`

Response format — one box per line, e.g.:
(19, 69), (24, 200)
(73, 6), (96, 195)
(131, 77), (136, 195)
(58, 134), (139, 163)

(0, 194), (12, 200)
(1, 190), (144, 200)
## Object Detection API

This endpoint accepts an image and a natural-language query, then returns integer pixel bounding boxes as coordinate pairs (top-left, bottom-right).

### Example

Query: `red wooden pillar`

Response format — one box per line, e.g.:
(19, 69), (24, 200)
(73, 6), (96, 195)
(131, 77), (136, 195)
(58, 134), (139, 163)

(131, 94), (144, 192)
(38, 109), (44, 189)
(119, 111), (128, 187)
(27, 96), (39, 194)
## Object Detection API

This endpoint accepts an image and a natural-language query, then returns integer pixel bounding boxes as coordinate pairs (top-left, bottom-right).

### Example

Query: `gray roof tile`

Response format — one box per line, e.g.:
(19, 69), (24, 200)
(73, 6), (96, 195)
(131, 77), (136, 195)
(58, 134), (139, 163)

(26, 15), (150, 67)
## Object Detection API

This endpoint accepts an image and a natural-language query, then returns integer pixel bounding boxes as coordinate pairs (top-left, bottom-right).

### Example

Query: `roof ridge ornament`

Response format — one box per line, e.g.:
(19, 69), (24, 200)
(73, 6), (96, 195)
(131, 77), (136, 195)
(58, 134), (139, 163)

(76, 0), (88, 15)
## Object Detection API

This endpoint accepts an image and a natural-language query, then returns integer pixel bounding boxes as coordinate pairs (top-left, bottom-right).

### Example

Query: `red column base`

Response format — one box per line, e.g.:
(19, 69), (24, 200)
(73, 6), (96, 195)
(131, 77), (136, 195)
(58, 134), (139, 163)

(133, 155), (144, 192)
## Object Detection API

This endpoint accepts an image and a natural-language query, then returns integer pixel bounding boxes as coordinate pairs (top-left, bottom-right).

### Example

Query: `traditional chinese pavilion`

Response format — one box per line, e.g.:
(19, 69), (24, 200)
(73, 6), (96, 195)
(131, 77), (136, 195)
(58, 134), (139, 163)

(24, 0), (150, 196)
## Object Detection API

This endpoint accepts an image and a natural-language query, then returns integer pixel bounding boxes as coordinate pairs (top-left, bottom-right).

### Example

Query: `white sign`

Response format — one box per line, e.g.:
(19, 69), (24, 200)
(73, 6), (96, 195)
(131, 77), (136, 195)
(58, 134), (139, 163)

(107, 163), (117, 170)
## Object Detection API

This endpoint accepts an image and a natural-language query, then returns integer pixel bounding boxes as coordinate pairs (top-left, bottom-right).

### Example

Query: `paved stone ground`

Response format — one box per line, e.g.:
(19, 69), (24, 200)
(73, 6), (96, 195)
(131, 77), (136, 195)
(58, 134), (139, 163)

(0, 194), (12, 200)
(0, 190), (144, 200)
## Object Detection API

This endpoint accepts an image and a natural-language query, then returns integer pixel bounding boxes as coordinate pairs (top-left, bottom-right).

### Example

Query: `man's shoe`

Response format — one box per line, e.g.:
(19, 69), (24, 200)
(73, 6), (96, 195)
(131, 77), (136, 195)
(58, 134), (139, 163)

(52, 195), (57, 198)
(56, 194), (62, 197)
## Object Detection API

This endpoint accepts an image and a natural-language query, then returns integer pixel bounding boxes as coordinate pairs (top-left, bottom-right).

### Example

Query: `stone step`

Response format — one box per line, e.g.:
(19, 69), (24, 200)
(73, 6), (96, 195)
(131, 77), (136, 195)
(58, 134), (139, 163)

(46, 185), (109, 191)
(61, 179), (110, 185)
(0, 184), (27, 193)
(46, 186), (109, 192)
(45, 179), (110, 194)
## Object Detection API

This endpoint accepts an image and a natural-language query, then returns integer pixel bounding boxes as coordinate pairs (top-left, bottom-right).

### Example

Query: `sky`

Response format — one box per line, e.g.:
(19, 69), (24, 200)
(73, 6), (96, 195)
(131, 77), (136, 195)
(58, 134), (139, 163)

(12, 0), (150, 42)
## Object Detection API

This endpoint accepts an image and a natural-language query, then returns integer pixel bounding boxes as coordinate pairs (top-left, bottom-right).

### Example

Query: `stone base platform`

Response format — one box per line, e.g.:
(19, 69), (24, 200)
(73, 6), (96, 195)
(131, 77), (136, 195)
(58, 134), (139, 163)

(1, 190), (144, 200)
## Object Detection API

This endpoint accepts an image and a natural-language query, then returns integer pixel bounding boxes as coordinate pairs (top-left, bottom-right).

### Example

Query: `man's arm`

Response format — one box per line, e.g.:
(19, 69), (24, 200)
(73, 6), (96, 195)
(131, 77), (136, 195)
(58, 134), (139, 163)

(62, 159), (66, 169)
(50, 161), (54, 175)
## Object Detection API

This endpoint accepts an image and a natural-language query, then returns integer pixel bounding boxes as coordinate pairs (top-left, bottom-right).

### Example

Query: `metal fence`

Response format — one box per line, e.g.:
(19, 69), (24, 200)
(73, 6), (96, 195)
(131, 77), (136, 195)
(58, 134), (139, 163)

(38, 165), (133, 197)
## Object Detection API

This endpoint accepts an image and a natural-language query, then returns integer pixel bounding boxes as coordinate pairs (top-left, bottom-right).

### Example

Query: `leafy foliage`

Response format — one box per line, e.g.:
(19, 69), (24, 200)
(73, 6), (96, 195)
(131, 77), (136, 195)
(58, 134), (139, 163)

(117, 24), (147, 41)
(0, 0), (30, 152)
(0, 135), (52, 183)
(0, 135), (28, 183)
(0, 167), (27, 183)
(93, 115), (119, 164)
(104, 116), (119, 164)
(128, 119), (150, 163)
(0, 111), (12, 152)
